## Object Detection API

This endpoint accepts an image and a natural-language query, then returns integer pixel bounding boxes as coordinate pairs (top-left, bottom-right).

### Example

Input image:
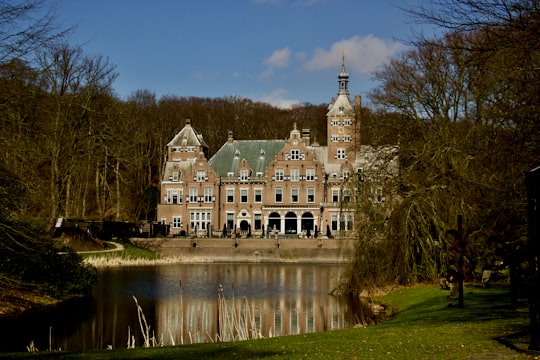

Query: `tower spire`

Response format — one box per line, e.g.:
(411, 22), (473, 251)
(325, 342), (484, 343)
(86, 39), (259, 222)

(338, 49), (349, 95)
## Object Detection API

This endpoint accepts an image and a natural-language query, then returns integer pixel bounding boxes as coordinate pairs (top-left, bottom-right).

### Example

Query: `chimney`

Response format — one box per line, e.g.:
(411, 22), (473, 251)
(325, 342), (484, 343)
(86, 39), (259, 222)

(228, 130), (234, 143)
(185, 118), (192, 126)
(302, 129), (311, 146)
(354, 95), (361, 113)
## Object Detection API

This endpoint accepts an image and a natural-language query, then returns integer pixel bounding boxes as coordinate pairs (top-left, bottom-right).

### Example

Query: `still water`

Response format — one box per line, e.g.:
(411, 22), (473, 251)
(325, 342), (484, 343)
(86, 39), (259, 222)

(0, 263), (359, 352)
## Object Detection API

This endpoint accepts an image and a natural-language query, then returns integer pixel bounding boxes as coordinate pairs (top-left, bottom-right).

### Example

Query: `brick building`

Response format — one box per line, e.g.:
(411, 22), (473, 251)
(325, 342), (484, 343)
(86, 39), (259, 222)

(157, 59), (397, 237)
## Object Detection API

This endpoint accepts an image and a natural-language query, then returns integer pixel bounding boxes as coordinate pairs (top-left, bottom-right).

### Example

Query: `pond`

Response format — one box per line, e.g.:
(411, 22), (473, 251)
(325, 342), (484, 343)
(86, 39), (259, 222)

(0, 263), (368, 353)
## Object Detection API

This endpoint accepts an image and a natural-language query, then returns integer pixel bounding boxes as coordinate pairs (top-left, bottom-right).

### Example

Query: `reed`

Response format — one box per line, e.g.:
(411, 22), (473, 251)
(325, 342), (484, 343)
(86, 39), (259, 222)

(216, 284), (264, 342)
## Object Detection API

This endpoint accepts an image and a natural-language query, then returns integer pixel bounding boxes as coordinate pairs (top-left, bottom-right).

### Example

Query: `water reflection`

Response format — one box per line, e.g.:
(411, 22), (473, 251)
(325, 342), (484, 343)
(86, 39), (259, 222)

(0, 263), (358, 352)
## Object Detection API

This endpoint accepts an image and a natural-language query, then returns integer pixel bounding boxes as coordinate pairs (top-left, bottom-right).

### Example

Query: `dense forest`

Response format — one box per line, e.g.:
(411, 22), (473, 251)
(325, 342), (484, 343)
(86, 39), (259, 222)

(1, 0), (539, 310)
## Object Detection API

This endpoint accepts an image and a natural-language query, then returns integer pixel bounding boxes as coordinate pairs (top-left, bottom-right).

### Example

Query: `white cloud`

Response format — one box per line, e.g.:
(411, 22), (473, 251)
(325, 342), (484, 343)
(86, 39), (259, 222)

(263, 48), (291, 68)
(261, 48), (292, 78)
(258, 88), (300, 109)
(304, 34), (406, 74)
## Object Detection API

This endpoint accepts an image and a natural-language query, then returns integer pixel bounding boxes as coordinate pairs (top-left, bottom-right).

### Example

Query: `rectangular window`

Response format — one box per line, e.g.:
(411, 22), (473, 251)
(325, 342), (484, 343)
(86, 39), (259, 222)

(254, 188), (262, 203)
(189, 188), (198, 202)
(331, 214), (338, 231)
(331, 135), (340, 142)
(306, 168), (315, 181)
(291, 149), (299, 160)
(307, 188), (315, 203)
(275, 188), (283, 203)
(343, 135), (351, 142)
(190, 211), (211, 231)
(337, 148), (346, 159)
(331, 120), (340, 126)
(343, 188), (351, 203)
(172, 216), (182, 229)
(204, 187), (213, 202)
(226, 188), (234, 203)
(332, 189), (339, 203)
(254, 213), (262, 230)
(196, 170), (206, 182)
(343, 170), (350, 179)
(291, 188), (299, 203)
(290, 169), (299, 181)
(240, 189), (248, 203)
(167, 189), (183, 204)
(240, 169), (249, 181)
(172, 171), (179, 181)
(226, 213), (234, 232)
(275, 168), (284, 181)
(343, 119), (352, 126)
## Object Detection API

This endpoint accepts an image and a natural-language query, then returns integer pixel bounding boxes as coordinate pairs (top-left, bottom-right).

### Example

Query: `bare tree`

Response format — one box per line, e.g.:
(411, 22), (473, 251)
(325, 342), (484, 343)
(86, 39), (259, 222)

(0, 0), (70, 62)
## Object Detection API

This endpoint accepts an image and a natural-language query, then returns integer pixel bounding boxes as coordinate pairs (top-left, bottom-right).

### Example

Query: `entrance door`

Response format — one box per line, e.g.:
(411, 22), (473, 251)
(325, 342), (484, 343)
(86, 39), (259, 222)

(301, 212), (314, 233)
(268, 212), (281, 234)
(285, 212), (297, 234)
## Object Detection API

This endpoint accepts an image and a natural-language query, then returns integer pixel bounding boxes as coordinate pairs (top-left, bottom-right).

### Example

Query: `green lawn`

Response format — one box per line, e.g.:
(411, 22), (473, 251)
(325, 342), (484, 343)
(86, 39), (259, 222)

(3, 283), (535, 359)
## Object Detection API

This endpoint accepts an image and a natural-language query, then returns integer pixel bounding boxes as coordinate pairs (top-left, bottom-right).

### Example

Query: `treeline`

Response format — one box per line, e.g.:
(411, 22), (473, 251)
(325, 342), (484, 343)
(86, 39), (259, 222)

(1, 54), (348, 225)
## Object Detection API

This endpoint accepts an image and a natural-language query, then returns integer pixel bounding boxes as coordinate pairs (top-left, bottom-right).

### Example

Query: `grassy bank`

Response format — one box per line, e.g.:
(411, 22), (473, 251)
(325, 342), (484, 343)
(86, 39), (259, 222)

(2, 284), (535, 359)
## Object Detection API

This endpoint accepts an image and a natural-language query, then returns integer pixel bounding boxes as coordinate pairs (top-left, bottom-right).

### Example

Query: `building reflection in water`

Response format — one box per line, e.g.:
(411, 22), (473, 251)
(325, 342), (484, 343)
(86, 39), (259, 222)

(152, 263), (353, 345)
(0, 263), (359, 352)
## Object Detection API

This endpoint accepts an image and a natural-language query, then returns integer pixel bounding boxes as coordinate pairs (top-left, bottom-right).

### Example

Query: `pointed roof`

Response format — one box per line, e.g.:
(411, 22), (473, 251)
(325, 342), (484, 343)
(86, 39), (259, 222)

(326, 51), (355, 117)
(167, 119), (209, 149)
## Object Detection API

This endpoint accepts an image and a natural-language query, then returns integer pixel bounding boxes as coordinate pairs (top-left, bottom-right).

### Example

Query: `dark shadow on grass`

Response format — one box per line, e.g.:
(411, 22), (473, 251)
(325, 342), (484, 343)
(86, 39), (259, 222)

(0, 344), (282, 360)
(386, 285), (525, 326)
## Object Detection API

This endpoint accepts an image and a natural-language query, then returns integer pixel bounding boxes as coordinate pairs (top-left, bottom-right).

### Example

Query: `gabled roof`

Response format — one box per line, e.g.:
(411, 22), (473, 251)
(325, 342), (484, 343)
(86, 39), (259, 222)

(209, 140), (286, 177)
(326, 94), (355, 117)
(166, 121), (209, 149)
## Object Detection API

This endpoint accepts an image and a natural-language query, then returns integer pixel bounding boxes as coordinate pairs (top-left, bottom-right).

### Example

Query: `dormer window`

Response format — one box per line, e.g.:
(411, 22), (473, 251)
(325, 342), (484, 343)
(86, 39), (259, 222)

(196, 170), (206, 182)
(240, 169), (249, 181)
(172, 171), (179, 182)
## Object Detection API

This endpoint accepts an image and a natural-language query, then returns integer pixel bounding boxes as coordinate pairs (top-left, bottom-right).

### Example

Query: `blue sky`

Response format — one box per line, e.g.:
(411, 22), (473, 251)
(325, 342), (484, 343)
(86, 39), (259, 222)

(54, 0), (424, 108)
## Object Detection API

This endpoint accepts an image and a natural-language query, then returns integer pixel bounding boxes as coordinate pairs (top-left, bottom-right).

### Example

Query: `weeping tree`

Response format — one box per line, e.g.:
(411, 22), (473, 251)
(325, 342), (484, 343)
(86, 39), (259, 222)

(343, 13), (538, 293)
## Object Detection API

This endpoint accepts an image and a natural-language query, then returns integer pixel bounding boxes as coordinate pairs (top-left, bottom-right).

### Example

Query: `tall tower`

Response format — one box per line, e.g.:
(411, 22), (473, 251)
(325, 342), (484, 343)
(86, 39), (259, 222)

(326, 52), (358, 165)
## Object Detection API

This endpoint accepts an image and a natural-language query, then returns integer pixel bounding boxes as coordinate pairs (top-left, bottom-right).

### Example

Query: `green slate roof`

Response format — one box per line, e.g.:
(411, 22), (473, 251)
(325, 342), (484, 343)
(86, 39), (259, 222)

(209, 140), (286, 177)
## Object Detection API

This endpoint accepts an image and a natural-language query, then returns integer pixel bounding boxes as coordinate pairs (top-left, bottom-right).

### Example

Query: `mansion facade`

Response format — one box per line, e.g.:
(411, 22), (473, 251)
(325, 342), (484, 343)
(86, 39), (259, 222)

(156, 60), (398, 237)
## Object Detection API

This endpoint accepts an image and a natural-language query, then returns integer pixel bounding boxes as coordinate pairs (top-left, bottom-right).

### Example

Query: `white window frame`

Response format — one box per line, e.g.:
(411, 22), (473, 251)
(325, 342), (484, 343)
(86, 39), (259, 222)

(332, 188), (339, 203)
(196, 170), (206, 182)
(290, 168), (299, 182)
(172, 216), (182, 229)
(275, 188), (283, 203)
(254, 188), (262, 203)
(190, 211), (211, 231)
(306, 168), (315, 181)
(204, 187), (213, 202)
(189, 188), (198, 202)
(275, 168), (284, 181)
(240, 169), (249, 181)
(226, 188), (234, 203)
(291, 187), (299, 203)
(240, 188), (248, 203)
(291, 149), (299, 160)
(307, 188), (315, 203)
